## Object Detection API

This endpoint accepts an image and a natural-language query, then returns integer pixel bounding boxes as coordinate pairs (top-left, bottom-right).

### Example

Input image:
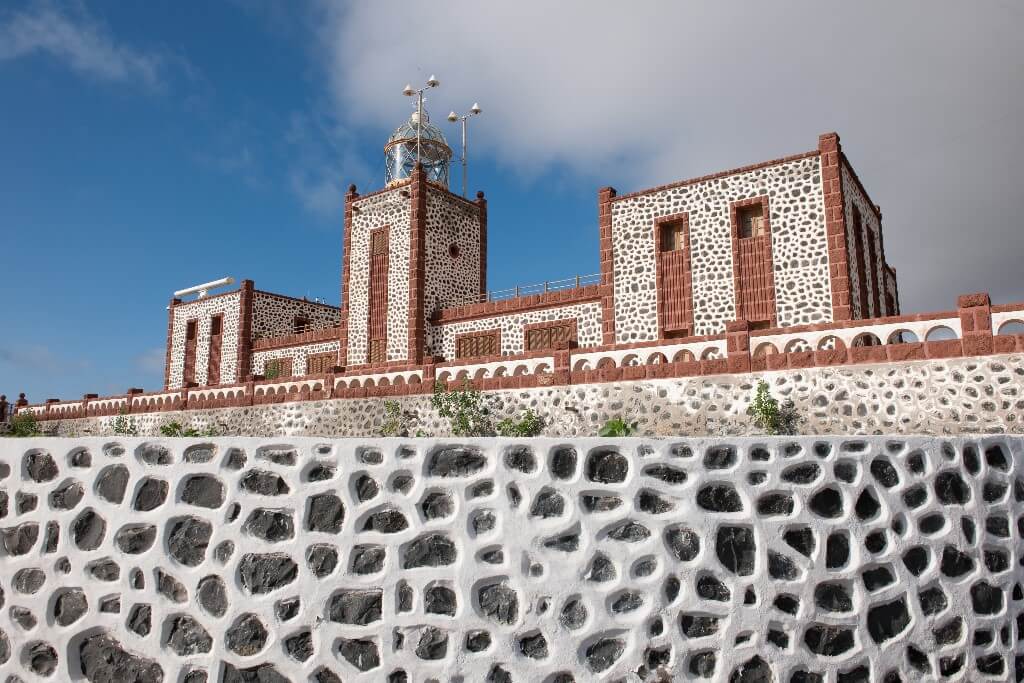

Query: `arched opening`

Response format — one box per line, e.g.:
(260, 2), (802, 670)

(573, 359), (592, 372)
(596, 357), (616, 370)
(925, 325), (957, 342)
(852, 333), (882, 348)
(534, 363), (551, 375)
(700, 347), (722, 360)
(886, 329), (919, 345)
(816, 335), (845, 351)
(997, 320), (1024, 335)
(784, 339), (812, 353)
(672, 349), (695, 363)
(752, 342), (778, 358)
(647, 352), (668, 365)
(621, 354), (639, 367)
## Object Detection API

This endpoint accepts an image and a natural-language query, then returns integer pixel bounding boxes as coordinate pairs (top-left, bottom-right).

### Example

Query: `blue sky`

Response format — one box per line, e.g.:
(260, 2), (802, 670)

(2, 1), (1022, 401)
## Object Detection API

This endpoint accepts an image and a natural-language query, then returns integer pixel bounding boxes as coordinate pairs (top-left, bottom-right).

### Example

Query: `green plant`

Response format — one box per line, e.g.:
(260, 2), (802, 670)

(159, 421), (209, 437)
(112, 408), (138, 436)
(496, 409), (545, 437)
(380, 400), (416, 437)
(599, 416), (637, 437)
(264, 362), (281, 381)
(8, 412), (41, 437)
(430, 379), (493, 437)
(747, 379), (803, 435)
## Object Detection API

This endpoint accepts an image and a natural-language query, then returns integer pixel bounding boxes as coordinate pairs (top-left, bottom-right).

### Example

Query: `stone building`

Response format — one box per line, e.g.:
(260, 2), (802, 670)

(162, 111), (899, 390)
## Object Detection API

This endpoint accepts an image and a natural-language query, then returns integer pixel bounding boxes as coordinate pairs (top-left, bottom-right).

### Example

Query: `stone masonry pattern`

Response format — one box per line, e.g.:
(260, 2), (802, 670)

(423, 188), (482, 319)
(0, 436), (1022, 682)
(168, 293), (241, 389)
(611, 155), (832, 341)
(251, 293), (341, 341)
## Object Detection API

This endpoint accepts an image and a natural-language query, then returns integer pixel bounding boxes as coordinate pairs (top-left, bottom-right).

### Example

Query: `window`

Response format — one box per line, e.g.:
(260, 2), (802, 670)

(456, 331), (499, 359)
(306, 352), (336, 375)
(659, 221), (686, 251)
(293, 316), (310, 334)
(371, 229), (388, 255)
(264, 357), (292, 380)
(737, 204), (766, 238)
(369, 339), (386, 364)
(186, 320), (197, 340)
(526, 322), (575, 351)
(210, 316), (222, 336)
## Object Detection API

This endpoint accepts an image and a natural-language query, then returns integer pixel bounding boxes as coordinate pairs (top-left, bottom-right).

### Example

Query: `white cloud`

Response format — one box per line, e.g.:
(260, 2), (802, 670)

(0, 1), (187, 89)
(133, 347), (166, 375)
(310, 0), (1024, 311)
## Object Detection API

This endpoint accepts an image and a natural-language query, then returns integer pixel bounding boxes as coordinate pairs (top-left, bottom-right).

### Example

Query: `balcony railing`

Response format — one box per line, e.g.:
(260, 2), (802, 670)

(452, 273), (601, 307)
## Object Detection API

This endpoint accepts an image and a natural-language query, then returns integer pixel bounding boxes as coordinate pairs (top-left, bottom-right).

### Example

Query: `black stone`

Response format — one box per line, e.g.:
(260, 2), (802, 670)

(757, 492), (794, 516)
(237, 553), (298, 594)
(902, 546), (930, 576)
(586, 447), (628, 483)
(472, 509), (497, 535)
(69, 509), (104, 551)
(240, 469), (289, 495)
(680, 614), (719, 638)
(934, 471), (971, 505)
(504, 445), (536, 473)
(138, 443), (172, 465)
(833, 460), (858, 483)
(870, 458), (900, 487)
(580, 493), (623, 512)
(166, 517), (210, 565)
(307, 544), (339, 577)
(392, 473), (414, 494)
(0, 522), (37, 555)
(355, 474), (380, 502)
(49, 479), (84, 510)
(421, 491), (454, 519)
(25, 451), (58, 482)
(214, 540), (235, 564)
(54, 588), (87, 625)
(919, 513), (946, 534)
(243, 508), (294, 542)
(284, 630), (313, 661)
(181, 474), (226, 508)
(940, 545), (974, 577)
(306, 493), (344, 533)
(329, 589), (382, 625)
(971, 581), (1004, 615)
(611, 591), (644, 613)
(804, 624), (855, 655)
(902, 484), (927, 508)
(306, 461), (336, 482)
(697, 574), (730, 601)
(781, 463), (821, 484)
(428, 446), (487, 477)
(338, 638), (380, 671)
(716, 526), (755, 575)
(697, 484), (743, 512)
(560, 598), (587, 629)
(197, 575), (228, 617)
(26, 641), (58, 677)
(854, 488), (881, 520)
(729, 655), (772, 683)
(643, 464), (687, 485)
(519, 632), (548, 659)
(862, 565), (896, 591)
(167, 615), (212, 655)
(478, 581), (518, 624)
(128, 604), (151, 636)
(784, 527), (815, 557)
(585, 637), (625, 672)
(664, 576), (681, 602)
(637, 489), (674, 514)
(550, 446), (577, 479)
(466, 630), (492, 652)
(932, 616), (963, 645)
(416, 627), (449, 660)
(703, 446), (737, 469)
(155, 568), (188, 602)
(768, 551), (799, 580)
(815, 582), (853, 612)
(13, 568), (45, 594)
(918, 586), (948, 616)
(809, 487), (843, 518)
(425, 585), (457, 616)
(864, 530), (887, 554)
(132, 477), (168, 511)
(984, 548), (1009, 573)
(357, 446), (383, 464)
(403, 533), (456, 568)
(79, 633), (163, 683)
(607, 519), (650, 542)
(986, 513), (1010, 537)
(255, 446), (297, 466)
(774, 594), (799, 615)
(275, 597), (300, 621)
(225, 613), (268, 656)
(221, 662), (289, 683)
(586, 553), (617, 582)
(96, 464), (130, 503)
(531, 488), (566, 517)
(985, 443), (1010, 471)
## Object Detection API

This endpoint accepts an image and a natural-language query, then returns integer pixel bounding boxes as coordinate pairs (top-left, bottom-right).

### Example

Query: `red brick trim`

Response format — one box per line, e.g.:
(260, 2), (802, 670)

(477, 191), (488, 299)
(729, 195), (778, 326)
(453, 328), (502, 360)
(163, 297), (180, 389)
(340, 185), (358, 367)
(611, 150), (820, 202)
(652, 212), (694, 336)
(523, 317), (579, 351)
(432, 284), (606, 324)
(252, 289), (340, 311)
(407, 164), (428, 364)
(252, 325), (344, 351)
(236, 280), (255, 382)
(820, 133), (852, 322)
(598, 186), (617, 345)
(838, 154), (883, 222)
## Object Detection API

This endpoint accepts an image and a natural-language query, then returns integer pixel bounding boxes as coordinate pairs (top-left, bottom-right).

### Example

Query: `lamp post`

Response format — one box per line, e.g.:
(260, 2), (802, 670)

(402, 75), (440, 166)
(448, 104), (481, 198)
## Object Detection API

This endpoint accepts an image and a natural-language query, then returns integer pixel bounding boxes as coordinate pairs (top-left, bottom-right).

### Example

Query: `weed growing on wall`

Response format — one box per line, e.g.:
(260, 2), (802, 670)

(431, 379), (494, 437)
(599, 416), (637, 436)
(496, 409), (545, 437)
(159, 421), (220, 437)
(111, 409), (138, 436)
(380, 400), (418, 437)
(747, 379), (803, 435)
(6, 412), (40, 437)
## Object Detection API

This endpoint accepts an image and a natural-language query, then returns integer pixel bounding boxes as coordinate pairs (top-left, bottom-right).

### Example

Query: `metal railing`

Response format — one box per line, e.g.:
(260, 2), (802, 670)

(453, 273), (601, 307)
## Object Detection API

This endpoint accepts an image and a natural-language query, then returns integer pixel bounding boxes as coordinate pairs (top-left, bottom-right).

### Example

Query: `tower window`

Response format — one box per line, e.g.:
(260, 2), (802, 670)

(659, 221), (686, 251)
(369, 339), (386, 364)
(737, 204), (767, 238)
(526, 322), (576, 351)
(456, 331), (499, 359)
(210, 316), (222, 335)
(293, 316), (310, 334)
(306, 352), (336, 375)
(370, 229), (388, 255)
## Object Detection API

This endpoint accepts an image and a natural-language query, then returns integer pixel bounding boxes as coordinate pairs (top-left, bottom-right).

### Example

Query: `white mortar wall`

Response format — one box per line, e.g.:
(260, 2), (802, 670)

(0, 437), (1020, 681)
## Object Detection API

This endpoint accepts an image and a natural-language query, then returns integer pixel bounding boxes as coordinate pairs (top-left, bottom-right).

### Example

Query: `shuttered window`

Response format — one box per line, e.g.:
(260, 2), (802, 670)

(738, 204), (767, 239)
(526, 322), (575, 351)
(264, 357), (293, 380)
(306, 352), (335, 375)
(456, 331), (499, 359)
(369, 339), (387, 364)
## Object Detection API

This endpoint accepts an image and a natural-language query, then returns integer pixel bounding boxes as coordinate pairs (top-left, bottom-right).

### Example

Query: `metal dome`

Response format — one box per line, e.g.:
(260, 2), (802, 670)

(385, 109), (452, 187)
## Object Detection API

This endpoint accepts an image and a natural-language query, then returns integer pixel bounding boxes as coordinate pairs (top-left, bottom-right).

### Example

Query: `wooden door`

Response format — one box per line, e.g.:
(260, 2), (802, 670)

(656, 218), (693, 335)
(734, 201), (776, 325)
(368, 227), (389, 364)
(206, 315), (223, 385)
(183, 320), (198, 385)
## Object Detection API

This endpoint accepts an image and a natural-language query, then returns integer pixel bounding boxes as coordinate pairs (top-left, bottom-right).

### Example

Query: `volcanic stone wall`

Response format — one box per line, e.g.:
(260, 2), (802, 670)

(0, 437), (1022, 681)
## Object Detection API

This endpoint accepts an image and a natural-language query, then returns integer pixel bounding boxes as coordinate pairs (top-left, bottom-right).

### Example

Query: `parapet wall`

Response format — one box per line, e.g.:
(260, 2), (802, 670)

(0, 436), (1021, 681)
(23, 352), (1024, 438)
